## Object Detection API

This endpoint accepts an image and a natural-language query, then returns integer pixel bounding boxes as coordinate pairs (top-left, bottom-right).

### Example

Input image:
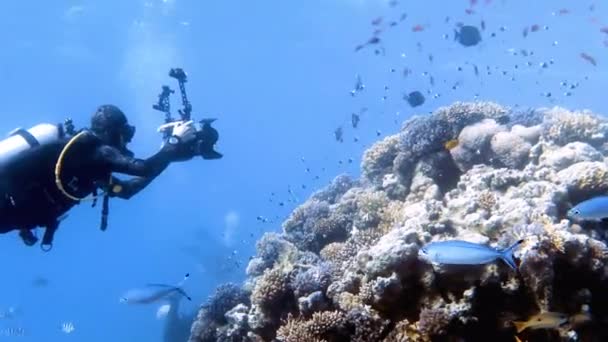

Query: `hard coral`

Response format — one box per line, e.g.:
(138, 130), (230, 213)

(542, 107), (608, 147)
(282, 199), (350, 252)
(311, 174), (356, 204)
(188, 283), (249, 342)
(276, 311), (347, 342)
(251, 267), (292, 310)
(361, 134), (401, 185)
(189, 103), (608, 342)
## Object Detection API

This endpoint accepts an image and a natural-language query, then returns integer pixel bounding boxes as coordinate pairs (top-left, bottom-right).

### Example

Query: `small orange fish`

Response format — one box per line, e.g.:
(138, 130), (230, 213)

(600, 26), (608, 34)
(465, 8), (475, 15)
(530, 24), (540, 32)
(412, 24), (425, 32)
(444, 139), (459, 150)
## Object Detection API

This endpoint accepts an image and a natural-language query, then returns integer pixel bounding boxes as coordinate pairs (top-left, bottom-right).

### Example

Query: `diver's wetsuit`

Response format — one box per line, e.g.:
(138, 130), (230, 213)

(0, 130), (184, 244)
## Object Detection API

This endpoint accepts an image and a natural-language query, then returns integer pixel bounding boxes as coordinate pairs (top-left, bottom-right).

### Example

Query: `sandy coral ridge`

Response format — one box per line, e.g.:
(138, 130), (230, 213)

(188, 102), (608, 342)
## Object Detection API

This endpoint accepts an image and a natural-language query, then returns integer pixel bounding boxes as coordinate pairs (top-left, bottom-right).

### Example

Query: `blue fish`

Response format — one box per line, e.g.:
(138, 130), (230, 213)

(419, 239), (524, 270)
(120, 273), (191, 304)
(567, 196), (608, 222)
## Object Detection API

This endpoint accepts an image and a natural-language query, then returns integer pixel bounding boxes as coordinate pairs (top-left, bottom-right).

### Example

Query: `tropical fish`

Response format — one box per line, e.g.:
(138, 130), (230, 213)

(580, 52), (597, 66)
(512, 311), (568, 333)
(404, 91), (425, 107)
(567, 196), (608, 221)
(351, 113), (360, 128)
(120, 273), (192, 304)
(454, 25), (482, 47)
(419, 239), (524, 270)
(444, 139), (459, 150)
(412, 24), (425, 32)
(61, 322), (75, 334)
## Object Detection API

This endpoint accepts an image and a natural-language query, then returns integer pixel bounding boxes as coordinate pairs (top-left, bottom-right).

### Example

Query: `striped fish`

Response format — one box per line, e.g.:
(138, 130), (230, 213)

(120, 273), (191, 304)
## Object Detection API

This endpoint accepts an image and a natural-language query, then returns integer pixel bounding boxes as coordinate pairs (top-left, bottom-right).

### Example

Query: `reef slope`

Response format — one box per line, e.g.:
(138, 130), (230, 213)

(188, 102), (608, 342)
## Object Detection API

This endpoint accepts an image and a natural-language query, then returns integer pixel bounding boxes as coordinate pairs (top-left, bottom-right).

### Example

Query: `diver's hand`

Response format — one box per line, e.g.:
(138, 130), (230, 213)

(157, 120), (197, 143)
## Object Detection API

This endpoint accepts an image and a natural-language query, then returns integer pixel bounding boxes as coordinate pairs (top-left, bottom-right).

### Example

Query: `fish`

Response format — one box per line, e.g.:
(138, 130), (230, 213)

(334, 127), (344, 142)
(351, 113), (360, 128)
(371, 17), (383, 26)
(0, 327), (25, 336)
(61, 322), (75, 334)
(444, 139), (459, 150)
(120, 273), (192, 304)
(454, 25), (482, 47)
(512, 311), (568, 333)
(0, 307), (20, 319)
(567, 196), (608, 221)
(580, 52), (597, 66)
(419, 239), (524, 270)
(412, 24), (424, 32)
(404, 91), (425, 107)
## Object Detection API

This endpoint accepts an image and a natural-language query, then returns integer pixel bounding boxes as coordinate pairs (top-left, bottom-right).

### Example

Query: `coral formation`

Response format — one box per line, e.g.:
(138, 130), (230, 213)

(188, 102), (608, 342)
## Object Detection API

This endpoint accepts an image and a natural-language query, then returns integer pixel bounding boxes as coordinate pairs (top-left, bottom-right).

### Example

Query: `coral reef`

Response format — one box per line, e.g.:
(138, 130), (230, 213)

(188, 102), (608, 342)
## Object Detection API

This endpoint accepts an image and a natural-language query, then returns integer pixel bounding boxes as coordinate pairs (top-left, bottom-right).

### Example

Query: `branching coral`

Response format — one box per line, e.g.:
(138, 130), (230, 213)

(541, 107), (608, 147)
(275, 311), (347, 342)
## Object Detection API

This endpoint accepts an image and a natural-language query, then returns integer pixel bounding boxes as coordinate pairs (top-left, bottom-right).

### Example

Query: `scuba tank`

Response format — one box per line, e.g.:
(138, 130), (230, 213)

(0, 123), (66, 169)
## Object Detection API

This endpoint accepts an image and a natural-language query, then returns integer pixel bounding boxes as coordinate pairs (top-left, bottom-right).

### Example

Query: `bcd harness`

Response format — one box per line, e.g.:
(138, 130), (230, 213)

(38, 130), (122, 251)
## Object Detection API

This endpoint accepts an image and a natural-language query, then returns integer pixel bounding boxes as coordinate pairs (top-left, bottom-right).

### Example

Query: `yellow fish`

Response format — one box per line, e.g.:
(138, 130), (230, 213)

(512, 311), (568, 333)
(444, 139), (459, 150)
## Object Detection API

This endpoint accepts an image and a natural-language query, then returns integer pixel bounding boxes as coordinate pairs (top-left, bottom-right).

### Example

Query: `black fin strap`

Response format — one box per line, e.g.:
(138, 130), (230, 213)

(100, 194), (110, 231)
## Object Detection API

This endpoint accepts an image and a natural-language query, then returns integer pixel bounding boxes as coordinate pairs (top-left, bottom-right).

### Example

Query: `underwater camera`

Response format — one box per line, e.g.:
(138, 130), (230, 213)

(152, 68), (223, 160)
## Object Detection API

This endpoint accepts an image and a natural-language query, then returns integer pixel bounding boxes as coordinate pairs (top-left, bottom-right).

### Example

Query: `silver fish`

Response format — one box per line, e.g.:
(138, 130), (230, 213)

(567, 196), (608, 222)
(120, 273), (191, 304)
(419, 239), (524, 270)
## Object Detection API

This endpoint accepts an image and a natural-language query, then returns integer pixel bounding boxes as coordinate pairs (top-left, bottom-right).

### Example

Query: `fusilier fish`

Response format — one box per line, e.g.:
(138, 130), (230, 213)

(120, 273), (192, 304)
(567, 196), (608, 221)
(419, 239), (524, 270)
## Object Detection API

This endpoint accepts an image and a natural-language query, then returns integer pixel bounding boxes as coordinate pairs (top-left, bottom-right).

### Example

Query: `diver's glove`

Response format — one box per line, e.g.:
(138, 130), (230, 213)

(157, 120), (197, 144)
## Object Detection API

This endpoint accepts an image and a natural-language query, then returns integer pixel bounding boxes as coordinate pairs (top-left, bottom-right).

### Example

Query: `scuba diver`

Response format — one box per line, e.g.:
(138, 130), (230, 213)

(0, 69), (222, 251)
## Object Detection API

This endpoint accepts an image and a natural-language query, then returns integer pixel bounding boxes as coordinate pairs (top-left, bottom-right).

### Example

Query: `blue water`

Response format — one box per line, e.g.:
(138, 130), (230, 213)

(0, 0), (606, 341)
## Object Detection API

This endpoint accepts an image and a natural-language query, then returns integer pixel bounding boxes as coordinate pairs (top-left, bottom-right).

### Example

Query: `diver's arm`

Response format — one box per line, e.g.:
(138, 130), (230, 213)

(106, 176), (155, 200)
(95, 144), (176, 178)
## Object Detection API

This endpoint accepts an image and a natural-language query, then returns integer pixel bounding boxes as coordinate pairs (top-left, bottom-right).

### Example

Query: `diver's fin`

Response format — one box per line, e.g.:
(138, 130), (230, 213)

(201, 149), (223, 160)
(199, 118), (217, 125)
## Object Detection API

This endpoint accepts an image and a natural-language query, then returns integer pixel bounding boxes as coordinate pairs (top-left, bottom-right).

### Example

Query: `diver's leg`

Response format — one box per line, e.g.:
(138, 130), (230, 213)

(18, 229), (38, 246)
